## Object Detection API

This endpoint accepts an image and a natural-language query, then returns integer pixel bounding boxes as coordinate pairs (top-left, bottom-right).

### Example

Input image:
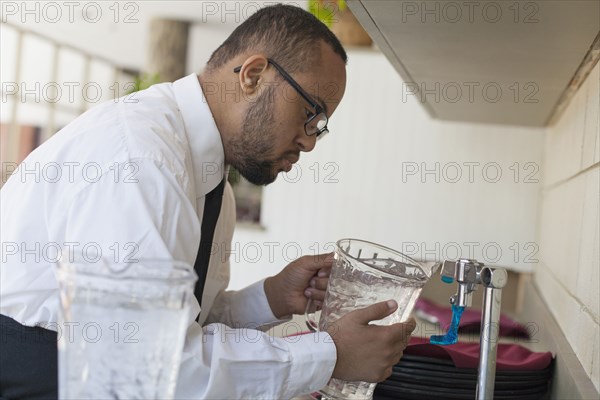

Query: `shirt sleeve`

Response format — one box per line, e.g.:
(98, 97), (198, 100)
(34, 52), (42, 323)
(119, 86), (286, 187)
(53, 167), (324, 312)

(64, 159), (337, 399)
(176, 323), (337, 399)
(204, 279), (291, 331)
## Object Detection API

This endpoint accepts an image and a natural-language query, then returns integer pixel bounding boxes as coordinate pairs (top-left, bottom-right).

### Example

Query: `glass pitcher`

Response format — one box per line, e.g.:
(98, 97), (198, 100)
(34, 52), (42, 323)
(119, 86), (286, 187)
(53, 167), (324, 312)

(305, 239), (435, 400)
(55, 256), (197, 399)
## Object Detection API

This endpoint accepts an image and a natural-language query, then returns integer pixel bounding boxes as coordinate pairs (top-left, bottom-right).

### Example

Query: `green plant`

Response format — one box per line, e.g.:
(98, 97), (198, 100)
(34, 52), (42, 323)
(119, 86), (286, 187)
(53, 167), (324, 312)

(228, 166), (241, 186)
(125, 73), (161, 95)
(308, 0), (346, 28)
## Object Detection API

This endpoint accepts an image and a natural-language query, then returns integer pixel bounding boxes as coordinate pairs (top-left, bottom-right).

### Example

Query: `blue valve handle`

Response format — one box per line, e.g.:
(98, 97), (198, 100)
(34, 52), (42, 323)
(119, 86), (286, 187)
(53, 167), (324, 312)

(430, 304), (465, 345)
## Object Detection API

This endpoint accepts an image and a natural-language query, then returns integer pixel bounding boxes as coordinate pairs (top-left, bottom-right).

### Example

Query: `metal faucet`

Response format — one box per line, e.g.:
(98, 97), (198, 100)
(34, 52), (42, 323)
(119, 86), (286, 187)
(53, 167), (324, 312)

(436, 258), (508, 400)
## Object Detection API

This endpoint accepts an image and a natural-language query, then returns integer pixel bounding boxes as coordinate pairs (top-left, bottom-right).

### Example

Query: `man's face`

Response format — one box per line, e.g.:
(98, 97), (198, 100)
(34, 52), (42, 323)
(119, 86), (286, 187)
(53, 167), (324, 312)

(229, 45), (347, 186)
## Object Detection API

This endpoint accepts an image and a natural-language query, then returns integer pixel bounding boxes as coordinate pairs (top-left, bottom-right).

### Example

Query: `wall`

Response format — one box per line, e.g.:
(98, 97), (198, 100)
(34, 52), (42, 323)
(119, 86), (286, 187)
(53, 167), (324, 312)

(229, 49), (544, 290)
(534, 62), (600, 391)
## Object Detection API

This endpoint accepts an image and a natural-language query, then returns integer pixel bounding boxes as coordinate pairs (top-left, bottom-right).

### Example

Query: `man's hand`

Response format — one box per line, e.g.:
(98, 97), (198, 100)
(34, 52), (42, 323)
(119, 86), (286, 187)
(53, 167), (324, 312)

(264, 253), (334, 318)
(327, 300), (416, 383)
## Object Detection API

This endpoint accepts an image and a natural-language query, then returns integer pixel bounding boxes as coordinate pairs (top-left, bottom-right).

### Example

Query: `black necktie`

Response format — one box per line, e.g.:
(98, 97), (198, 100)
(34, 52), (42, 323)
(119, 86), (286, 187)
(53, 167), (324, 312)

(194, 178), (226, 305)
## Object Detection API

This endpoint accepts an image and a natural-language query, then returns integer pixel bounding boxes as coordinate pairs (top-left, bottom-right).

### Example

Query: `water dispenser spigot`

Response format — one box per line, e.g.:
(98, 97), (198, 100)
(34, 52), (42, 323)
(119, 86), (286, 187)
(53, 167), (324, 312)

(440, 258), (483, 307)
(429, 258), (507, 400)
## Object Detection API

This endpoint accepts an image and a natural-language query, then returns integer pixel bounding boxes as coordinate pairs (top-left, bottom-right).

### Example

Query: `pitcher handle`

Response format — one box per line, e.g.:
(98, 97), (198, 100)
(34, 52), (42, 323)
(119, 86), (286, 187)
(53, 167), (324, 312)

(304, 298), (319, 332)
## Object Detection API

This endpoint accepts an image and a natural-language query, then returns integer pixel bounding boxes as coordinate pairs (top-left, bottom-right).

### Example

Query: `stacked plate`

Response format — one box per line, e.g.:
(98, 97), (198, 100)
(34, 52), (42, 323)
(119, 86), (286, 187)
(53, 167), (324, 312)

(374, 354), (554, 400)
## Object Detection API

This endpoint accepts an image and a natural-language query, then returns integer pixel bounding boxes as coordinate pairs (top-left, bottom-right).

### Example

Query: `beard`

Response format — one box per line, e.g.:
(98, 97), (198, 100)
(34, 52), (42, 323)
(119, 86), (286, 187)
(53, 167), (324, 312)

(228, 85), (281, 186)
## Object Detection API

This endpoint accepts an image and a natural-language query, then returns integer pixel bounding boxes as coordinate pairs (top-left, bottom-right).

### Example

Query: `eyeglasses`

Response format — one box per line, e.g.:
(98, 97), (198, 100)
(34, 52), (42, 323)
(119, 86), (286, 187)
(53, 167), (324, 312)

(233, 58), (329, 138)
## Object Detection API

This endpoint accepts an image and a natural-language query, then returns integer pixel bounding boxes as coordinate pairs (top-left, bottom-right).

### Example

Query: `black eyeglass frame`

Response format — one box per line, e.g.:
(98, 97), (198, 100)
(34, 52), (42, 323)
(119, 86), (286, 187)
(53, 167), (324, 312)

(233, 58), (329, 138)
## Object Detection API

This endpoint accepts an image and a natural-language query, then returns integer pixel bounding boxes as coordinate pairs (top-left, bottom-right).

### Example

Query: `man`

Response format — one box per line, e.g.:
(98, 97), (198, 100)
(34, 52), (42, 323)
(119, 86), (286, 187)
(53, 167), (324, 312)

(0, 4), (416, 398)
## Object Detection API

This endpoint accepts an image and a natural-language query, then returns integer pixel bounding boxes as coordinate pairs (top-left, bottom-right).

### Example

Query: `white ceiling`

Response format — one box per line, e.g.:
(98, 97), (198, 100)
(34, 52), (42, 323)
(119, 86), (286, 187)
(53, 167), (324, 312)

(347, 0), (600, 126)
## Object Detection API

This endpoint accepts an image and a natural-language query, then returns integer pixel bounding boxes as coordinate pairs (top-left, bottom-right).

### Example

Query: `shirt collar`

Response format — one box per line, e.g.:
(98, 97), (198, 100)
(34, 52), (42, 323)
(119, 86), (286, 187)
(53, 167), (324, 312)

(172, 73), (225, 198)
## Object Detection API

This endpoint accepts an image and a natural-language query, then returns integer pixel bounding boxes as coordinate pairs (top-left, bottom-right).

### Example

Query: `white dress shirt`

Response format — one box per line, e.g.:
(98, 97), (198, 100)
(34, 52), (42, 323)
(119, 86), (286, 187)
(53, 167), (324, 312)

(0, 73), (336, 399)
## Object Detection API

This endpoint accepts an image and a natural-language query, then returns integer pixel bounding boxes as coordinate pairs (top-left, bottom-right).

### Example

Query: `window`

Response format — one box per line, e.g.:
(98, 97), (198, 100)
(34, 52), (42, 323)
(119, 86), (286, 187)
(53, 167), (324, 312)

(227, 167), (262, 225)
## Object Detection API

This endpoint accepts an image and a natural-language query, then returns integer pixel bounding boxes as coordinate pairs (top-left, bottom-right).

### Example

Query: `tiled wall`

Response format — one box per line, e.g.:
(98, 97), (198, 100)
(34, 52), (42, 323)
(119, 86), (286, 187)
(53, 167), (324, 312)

(535, 62), (600, 391)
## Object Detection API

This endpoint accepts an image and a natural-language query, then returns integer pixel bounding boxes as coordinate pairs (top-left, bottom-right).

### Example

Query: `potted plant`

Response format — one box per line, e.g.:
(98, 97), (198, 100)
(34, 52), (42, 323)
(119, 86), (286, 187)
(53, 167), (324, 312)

(309, 0), (372, 47)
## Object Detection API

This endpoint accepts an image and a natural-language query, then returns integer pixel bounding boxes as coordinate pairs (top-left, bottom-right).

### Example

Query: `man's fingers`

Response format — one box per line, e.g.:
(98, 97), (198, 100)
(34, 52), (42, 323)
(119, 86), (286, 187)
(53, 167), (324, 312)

(404, 318), (417, 333)
(349, 300), (398, 325)
(309, 277), (328, 291)
(305, 289), (326, 302)
(317, 267), (331, 278)
(403, 318), (417, 337)
(388, 318), (417, 341)
(311, 253), (335, 268)
(391, 318), (417, 334)
(295, 253), (334, 273)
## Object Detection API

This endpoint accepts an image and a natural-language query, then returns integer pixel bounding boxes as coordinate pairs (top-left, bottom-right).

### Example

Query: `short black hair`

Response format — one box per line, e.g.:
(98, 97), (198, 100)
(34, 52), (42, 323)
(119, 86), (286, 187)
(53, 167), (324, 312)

(206, 3), (347, 74)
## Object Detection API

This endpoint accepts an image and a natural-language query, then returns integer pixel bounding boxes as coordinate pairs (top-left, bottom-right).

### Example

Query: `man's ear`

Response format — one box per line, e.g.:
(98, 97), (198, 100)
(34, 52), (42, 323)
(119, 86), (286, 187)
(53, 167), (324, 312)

(237, 55), (269, 96)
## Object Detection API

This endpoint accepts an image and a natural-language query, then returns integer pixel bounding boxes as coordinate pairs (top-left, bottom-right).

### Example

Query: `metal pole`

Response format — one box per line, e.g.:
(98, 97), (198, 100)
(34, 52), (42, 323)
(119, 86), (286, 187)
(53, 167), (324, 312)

(476, 286), (502, 399)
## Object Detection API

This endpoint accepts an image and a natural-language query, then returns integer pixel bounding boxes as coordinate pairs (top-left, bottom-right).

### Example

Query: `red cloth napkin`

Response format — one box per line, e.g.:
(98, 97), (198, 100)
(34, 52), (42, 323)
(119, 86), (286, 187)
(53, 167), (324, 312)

(405, 336), (553, 371)
(285, 331), (553, 371)
(415, 298), (531, 338)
